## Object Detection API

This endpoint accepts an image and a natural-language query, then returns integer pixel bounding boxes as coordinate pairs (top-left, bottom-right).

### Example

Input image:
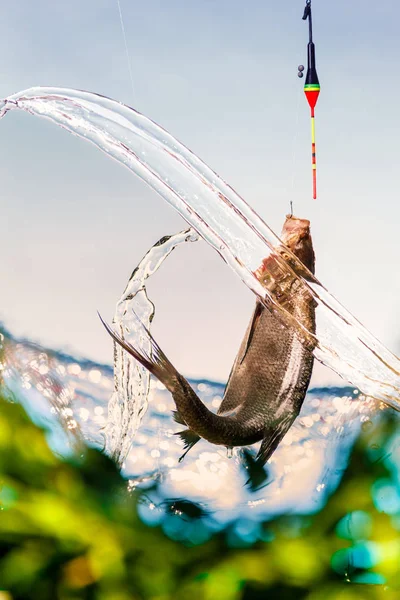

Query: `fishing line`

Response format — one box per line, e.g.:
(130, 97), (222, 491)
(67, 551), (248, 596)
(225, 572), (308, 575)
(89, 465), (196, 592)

(288, 80), (302, 215)
(116, 0), (135, 104)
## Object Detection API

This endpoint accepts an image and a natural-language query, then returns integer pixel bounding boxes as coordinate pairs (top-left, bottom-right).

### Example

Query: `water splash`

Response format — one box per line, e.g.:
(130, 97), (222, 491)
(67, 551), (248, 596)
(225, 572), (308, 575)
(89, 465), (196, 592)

(0, 327), (118, 453)
(124, 380), (381, 516)
(0, 86), (398, 408)
(0, 327), (384, 518)
(106, 228), (199, 465)
(0, 330), (82, 450)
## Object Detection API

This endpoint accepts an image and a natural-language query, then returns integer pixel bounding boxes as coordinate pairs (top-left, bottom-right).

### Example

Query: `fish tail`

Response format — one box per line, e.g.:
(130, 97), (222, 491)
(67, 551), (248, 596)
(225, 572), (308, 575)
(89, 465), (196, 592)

(99, 313), (225, 445)
(98, 312), (180, 393)
(175, 429), (201, 461)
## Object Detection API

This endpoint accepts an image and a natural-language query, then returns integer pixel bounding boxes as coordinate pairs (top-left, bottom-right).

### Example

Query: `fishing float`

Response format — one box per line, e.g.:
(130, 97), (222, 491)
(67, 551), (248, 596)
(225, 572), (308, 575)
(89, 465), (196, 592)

(298, 0), (320, 200)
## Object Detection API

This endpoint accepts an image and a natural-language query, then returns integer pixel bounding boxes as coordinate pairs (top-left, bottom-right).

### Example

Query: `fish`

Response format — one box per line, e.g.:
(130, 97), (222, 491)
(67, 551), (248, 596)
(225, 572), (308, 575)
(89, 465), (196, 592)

(101, 215), (316, 467)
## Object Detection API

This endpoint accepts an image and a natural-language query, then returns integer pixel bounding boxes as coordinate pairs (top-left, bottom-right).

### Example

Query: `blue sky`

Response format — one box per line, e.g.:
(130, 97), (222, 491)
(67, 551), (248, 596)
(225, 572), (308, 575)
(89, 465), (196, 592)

(0, 0), (399, 382)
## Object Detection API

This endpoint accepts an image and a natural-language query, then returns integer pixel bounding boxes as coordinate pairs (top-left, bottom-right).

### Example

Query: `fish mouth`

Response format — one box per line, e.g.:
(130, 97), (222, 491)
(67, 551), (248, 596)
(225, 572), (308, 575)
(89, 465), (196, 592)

(254, 214), (315, 280)
(281, 214), (315, 275)
(284, 214), (310, 233)
(281, 214), (311, 244)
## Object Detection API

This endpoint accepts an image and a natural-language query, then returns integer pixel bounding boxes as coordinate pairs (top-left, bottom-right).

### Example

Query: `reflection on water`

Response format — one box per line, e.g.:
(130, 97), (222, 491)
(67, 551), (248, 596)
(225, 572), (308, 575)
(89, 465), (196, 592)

(0, 326), (388, 524)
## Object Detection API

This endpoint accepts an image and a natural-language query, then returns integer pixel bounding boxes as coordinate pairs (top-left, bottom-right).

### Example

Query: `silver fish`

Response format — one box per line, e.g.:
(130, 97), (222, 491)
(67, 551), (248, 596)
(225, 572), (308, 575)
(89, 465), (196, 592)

(101, 215), (315, 466)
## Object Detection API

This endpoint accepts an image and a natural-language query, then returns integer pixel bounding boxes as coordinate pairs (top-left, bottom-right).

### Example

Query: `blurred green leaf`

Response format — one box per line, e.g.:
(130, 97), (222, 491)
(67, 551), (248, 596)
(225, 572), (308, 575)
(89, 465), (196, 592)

(0, 393), (399, 599)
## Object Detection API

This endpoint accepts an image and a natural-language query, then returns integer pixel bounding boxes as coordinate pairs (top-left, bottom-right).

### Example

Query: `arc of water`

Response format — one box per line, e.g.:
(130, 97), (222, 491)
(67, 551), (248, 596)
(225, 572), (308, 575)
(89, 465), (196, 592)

(0, 87), (399, 408)
(106, 228), (199, 464)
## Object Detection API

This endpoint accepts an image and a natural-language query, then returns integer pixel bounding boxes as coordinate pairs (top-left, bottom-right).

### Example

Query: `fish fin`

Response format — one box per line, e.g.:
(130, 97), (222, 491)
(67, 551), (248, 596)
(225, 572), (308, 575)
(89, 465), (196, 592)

(256, 427), (287, 467)
(98, 312), (181, 393)
(172, 410), (186, 426)
(257, 410), (301, 467)
(238, 301), (263, 365)
(174, 429), (201, 462)
(241, 448), (270, 492)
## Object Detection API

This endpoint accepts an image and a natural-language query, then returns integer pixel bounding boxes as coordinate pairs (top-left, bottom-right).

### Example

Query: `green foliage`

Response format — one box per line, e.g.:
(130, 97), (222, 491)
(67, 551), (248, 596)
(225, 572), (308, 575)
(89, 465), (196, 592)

(0, 394), (399, 599)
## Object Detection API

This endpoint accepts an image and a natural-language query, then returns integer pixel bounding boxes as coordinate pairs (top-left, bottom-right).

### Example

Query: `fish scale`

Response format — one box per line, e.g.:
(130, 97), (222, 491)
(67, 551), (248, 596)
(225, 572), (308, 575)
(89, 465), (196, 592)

(102, 215), (316, 466)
